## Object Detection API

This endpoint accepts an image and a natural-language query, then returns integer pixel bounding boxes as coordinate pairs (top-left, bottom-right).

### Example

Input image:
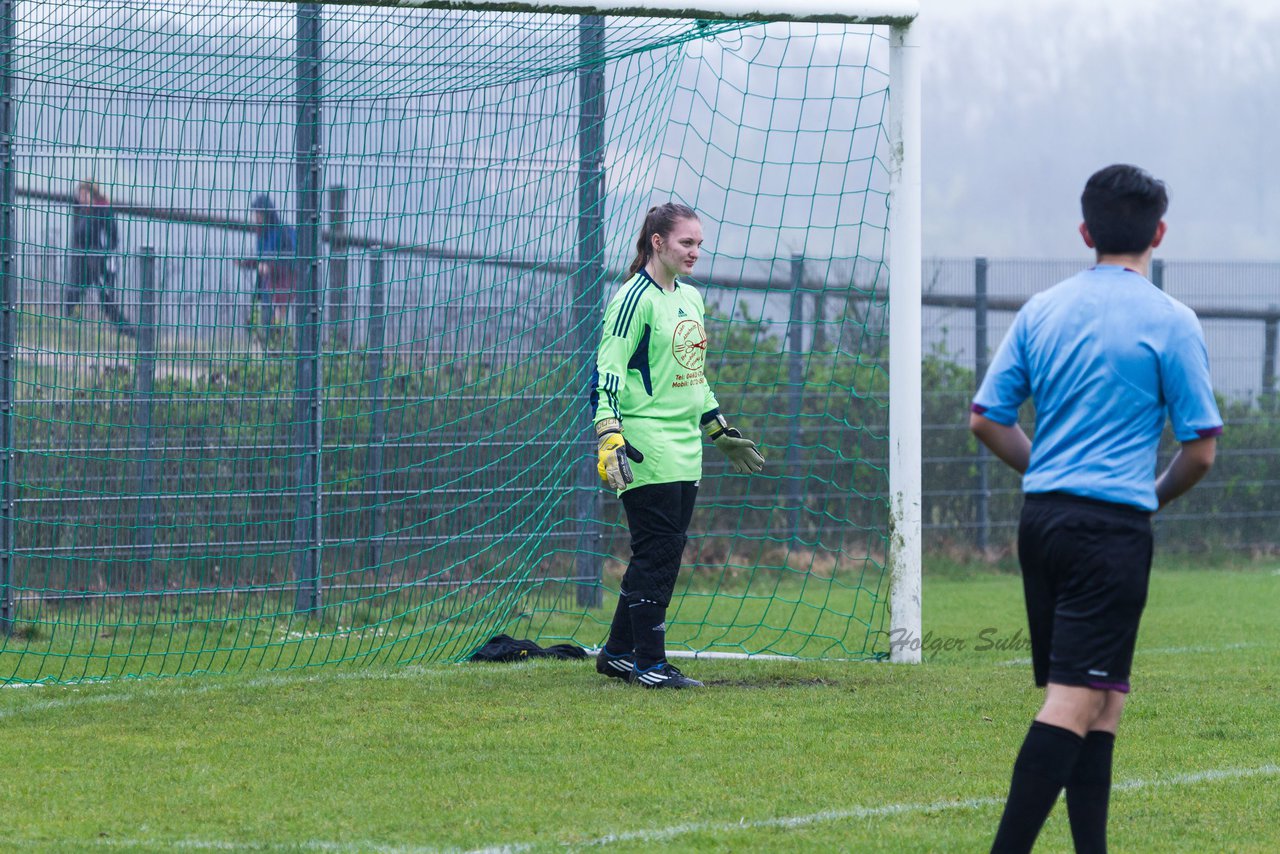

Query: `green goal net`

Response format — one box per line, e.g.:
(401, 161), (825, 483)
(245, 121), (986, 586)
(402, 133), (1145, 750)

(0, 0), (911, 683)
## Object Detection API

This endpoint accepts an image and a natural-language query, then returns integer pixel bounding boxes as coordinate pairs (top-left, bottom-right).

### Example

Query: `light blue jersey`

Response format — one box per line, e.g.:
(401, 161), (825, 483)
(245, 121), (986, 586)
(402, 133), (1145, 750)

(972, 265), (1223, 511)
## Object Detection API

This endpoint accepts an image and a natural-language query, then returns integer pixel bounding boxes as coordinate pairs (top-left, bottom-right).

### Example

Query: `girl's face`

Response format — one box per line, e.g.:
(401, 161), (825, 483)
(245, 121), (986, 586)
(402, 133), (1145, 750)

(76, 187), (92, 205)
(651, 217), (703, 278)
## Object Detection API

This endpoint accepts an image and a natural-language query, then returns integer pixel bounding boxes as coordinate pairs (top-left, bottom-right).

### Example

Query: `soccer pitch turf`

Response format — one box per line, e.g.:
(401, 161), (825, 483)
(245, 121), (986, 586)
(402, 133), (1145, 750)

(0, 562), (1276, 852)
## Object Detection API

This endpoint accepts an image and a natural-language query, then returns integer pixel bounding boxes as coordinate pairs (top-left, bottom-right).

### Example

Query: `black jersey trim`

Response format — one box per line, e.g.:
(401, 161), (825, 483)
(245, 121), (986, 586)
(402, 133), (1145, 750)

(613, 269), (663, 338)
(601, 372), (620, 416)
(612, 277), (648, 338)
(627, 324), (653, 396)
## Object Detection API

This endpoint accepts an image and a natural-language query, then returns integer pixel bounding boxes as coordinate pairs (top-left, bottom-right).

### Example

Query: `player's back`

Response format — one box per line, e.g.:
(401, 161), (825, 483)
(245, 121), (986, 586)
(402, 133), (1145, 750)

(1015, 264), (1212, 509)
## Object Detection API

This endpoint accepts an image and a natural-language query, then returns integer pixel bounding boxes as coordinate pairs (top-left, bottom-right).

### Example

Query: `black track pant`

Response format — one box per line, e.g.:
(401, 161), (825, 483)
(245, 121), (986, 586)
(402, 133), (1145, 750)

(619, 481), (698, 607)
(64, 255), (127, 327)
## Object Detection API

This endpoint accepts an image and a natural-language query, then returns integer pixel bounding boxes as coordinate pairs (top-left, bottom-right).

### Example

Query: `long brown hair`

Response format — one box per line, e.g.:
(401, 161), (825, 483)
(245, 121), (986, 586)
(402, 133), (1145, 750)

(627, 202), (699, 277)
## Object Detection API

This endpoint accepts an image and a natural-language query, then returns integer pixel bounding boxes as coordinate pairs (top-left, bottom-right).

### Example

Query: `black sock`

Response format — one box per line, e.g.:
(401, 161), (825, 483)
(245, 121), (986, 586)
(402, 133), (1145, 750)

(1066, 730), (1115, 854)
(629, 598), (666, 669)
(604, 590), (634, 656)
(991, 721), (1085, 854)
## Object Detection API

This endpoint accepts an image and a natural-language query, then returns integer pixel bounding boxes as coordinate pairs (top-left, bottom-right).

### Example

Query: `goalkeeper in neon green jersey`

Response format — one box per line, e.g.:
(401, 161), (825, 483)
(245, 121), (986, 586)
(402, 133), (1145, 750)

(591, 202), (765, 689)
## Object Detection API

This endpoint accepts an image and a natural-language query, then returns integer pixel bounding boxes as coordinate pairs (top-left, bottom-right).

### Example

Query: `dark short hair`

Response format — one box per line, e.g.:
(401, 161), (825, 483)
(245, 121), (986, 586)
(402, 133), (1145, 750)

(1080, 164), (1169, 255)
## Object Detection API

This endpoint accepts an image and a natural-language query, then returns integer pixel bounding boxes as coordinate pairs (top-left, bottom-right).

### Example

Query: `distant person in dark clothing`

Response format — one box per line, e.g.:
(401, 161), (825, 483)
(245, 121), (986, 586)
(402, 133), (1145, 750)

(234, 194), (297, 332)
(65, 180), (132, 334)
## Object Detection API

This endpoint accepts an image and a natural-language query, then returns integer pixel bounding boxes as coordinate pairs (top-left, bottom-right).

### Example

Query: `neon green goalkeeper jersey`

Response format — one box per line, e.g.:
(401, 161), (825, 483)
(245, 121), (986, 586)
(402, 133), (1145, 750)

(593, 269), (719, 489)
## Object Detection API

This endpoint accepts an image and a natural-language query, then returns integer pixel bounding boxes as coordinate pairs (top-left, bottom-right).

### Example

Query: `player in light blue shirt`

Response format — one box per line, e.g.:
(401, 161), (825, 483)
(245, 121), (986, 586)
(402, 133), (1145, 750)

(973, 264), (1222, 511)
(971, 165), (1221, 854)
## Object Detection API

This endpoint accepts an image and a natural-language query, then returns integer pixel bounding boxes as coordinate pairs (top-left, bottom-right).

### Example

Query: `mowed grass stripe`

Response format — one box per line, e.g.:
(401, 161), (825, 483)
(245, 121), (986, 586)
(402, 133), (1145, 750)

(0, 567), (1275, 852)
(7, 763), (1278, 853)
(486, 763), (1280, 852)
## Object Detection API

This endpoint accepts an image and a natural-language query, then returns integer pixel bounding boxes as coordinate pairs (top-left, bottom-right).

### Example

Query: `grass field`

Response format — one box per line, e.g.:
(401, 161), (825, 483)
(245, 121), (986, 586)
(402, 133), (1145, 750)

(0, 560), (1276, 853)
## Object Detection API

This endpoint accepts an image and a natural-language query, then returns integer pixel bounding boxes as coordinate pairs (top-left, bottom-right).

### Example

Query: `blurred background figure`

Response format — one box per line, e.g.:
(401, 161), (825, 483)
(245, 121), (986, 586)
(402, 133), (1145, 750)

(65, 180), (133, 336)
(234, 194), (297, 343)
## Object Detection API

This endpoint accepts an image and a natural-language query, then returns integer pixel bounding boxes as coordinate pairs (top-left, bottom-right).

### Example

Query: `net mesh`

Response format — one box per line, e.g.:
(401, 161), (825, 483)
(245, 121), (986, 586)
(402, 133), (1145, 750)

(0, 1), (894, 683)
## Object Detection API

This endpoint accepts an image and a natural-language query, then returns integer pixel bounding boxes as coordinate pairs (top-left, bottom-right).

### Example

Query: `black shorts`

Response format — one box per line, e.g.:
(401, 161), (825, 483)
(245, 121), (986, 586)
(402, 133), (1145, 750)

(1017, 492), (1154, 693)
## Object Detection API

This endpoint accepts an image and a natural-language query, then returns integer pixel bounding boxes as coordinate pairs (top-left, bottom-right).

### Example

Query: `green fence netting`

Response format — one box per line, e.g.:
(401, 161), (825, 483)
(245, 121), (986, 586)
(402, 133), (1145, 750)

(0, 1), (894, 683)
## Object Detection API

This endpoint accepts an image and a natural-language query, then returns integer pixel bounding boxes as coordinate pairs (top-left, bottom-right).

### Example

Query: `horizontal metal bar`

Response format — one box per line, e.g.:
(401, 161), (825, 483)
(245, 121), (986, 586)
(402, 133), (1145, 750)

(16, 485), (581, 503)
(18, 185), (588, 271)
(14, 149), (578, 170)
(14, 530), (586, 554)
(922, 293), (1280, 323)
(10, 573), (600, 604)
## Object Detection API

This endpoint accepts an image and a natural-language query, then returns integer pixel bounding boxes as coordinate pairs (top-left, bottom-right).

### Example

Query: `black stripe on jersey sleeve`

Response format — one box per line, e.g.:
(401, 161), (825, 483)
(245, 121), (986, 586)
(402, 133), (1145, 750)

(602, 373), (620, 417)
(612, 278), (648, 338)
(614, 269), (663, 338)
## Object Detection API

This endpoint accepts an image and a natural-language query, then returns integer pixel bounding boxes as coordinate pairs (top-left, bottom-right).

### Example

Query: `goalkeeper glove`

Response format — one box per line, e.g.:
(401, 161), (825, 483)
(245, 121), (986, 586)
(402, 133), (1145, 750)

(595, 418), (645, 490)
(703, 413), (766, 474)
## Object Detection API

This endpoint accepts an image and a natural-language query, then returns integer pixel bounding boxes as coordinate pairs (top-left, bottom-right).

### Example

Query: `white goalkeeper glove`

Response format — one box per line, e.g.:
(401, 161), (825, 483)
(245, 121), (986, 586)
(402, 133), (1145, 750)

(595, 418), (644, 490)
(703, 413), (766, 474)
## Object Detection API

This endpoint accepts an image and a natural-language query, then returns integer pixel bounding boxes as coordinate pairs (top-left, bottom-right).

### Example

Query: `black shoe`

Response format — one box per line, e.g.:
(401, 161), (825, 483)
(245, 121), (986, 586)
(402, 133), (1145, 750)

(630, 661), (704, 689)
(595, 648), (635, 681)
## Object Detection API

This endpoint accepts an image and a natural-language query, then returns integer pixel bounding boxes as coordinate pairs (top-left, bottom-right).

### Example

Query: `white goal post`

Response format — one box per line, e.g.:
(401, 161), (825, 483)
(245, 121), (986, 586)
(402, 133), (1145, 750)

(379, 1), (919, 23)
(401, 0), (923, 664)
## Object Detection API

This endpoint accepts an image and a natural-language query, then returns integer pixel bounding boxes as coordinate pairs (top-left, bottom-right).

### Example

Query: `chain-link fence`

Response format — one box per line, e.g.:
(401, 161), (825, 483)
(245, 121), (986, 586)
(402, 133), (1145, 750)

(924, 256), (1280, 555)
(18, 235), (1275, 568)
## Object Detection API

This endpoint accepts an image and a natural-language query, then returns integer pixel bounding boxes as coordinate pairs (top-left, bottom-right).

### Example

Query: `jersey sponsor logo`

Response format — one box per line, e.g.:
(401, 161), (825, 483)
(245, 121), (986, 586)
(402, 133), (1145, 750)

(672, 318), (707, 371)
(670, 373), (707, 389)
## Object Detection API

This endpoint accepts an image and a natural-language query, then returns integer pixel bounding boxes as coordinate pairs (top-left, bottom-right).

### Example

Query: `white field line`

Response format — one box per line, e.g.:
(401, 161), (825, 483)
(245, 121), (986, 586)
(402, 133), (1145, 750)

(997, 640), (1262, 667)
(1, 638), (1258, 713)
(472, 763), (1280, 852)
(2, 763), (1276, 852)
(0, 662), (492, 718)
(587, 646), (806, 662)
(8, 839), (454, 853)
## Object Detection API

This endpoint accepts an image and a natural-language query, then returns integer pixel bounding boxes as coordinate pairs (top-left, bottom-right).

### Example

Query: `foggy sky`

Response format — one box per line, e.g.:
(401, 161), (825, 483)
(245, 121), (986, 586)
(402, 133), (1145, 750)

(918, 0), (1280, 260)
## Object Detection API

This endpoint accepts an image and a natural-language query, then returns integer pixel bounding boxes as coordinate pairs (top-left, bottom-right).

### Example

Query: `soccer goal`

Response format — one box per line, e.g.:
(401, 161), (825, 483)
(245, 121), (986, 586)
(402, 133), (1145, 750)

(0, 0), (921, 682)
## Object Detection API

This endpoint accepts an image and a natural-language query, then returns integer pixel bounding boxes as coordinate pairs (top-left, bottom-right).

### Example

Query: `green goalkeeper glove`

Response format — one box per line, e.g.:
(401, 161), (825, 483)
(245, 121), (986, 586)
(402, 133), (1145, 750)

(595, 418), (644, 490)
(703, 413), (766, 474)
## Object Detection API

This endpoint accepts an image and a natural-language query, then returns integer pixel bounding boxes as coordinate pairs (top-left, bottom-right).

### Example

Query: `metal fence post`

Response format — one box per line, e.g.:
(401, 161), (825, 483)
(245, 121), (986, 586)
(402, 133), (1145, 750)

(292, 2), (324, 614)
(974, 256), (990, 553)
(364, 250), (387, 574)
(812, 288), (826, 353)
(132, 249), (159, 578)
(327, 184), (348, 348)
(785, 254), (805, 542)
(0, 0), (14, 634)
(574, 14), (605, 609)
(1264, 307), (1278, 412)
